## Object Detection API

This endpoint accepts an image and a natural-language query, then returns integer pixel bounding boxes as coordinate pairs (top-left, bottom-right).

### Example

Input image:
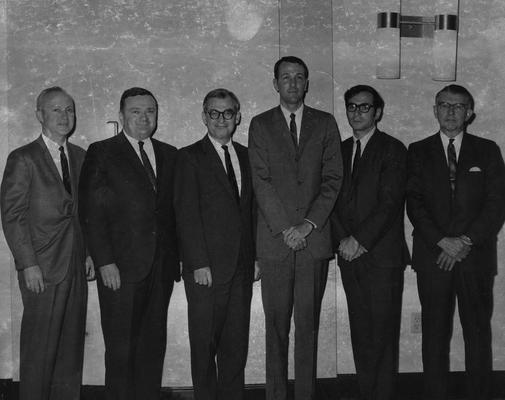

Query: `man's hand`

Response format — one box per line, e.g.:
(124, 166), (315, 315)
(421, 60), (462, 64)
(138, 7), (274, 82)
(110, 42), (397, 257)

(23, 265), (45, 294)
(283, 222), (313, 251)
(436, 251), (458, 271)
(338, 236), (366, 262)
(194, 267), (212, 287)
(99, 263), (121, 290)
(85, 256), (95, 281)
(437, 237), (466, 258)
(254, 262), (261, 281)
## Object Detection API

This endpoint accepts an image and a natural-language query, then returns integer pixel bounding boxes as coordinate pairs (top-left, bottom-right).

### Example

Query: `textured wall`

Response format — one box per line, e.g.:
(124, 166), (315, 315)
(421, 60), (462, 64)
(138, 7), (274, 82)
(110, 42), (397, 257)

(0, 0), (504, 387)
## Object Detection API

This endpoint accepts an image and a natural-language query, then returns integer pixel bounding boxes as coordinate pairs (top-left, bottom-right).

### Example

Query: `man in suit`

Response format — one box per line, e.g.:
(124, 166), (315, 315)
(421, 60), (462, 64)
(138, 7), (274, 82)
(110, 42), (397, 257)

(1, 86), (93, 400)
(331, 85), (408, 400)
(248, 56), (342, 400)
(407, 84), (505, 400)
(174, 88), (258, 400)
(79, 87), (179, 400)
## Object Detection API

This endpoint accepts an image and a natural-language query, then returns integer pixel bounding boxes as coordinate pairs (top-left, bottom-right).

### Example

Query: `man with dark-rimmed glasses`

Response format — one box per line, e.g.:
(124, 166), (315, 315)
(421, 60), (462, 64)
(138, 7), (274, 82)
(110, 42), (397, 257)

(174, 88), (258, 400)
(331, 84), (409, 400)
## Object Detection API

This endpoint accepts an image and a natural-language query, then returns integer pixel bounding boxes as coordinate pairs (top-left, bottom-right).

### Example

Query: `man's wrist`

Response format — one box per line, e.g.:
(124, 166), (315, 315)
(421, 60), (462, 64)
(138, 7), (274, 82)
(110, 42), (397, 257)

(460, 235), (473, 246)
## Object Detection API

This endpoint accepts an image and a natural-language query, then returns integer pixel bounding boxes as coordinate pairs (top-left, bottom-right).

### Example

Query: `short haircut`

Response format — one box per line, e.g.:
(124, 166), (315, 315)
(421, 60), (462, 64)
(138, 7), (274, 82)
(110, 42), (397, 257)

(344, 85), (385, 111)
(274, 56), (309, 80)
(202, 88), (241, 112)
(435, 84), (475, 110)
(119, 87), (158, 112)
(36, 86), (73, 111)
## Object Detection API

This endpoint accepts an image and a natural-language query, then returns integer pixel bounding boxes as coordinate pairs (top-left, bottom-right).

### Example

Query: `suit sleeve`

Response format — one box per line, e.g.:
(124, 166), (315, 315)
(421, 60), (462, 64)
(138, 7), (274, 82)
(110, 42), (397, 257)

(354, 141), (407, 251)
(304, 114), (343, 230)
(465, 142), (505, 244)
(173, 149), (210, 270)
(78, 143), (115, 268)
(248, 116), (291, 236)
(0, 151), (38, 269)
(406, 143), (445, 247)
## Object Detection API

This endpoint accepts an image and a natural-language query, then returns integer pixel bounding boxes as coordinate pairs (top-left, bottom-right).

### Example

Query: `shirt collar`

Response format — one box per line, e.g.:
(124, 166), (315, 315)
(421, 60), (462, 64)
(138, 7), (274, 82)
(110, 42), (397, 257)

(124, 131), (152, 148)
(207, 133), (232, 151)
(42, 132), (67, 152)
(439, 130), (464, 147)
(353, 126), (376, 150)
(280, 103), (304, 120)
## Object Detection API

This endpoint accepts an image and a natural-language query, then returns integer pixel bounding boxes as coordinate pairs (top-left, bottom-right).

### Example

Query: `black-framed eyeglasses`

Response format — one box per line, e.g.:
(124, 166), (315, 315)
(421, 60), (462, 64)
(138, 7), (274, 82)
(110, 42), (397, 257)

(437, 102), (468, 113)
(346, 103), (374, 113)
(206, 109), (236, 120)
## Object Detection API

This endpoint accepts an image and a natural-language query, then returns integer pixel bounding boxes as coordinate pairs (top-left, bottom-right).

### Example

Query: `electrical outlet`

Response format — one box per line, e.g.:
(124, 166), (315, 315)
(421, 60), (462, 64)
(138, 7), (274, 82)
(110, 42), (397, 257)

(411, 312), (422, 334)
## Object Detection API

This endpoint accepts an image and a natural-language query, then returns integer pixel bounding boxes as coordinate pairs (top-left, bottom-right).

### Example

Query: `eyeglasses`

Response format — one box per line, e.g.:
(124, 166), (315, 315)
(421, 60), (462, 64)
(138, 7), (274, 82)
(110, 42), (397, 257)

(346, 103), (374, 113)
(206, 109), (236, 120)
(437, 102), (468, 113)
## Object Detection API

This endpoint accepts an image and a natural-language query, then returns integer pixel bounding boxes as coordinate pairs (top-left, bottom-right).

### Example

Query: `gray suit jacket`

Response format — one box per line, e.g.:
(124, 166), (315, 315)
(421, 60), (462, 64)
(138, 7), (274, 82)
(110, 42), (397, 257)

(1, 135), (86, 284)
(248, 105), (343, 261)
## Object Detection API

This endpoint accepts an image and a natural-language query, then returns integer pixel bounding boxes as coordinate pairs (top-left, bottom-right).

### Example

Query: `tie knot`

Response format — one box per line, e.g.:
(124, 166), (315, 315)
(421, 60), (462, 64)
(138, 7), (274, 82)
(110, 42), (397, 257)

(59, 146), (65, 153)
(221, 144), (229, 152)
(290, 113), (296, 121)
(138, 140), (144, 149)
(449, 138), (454, 145)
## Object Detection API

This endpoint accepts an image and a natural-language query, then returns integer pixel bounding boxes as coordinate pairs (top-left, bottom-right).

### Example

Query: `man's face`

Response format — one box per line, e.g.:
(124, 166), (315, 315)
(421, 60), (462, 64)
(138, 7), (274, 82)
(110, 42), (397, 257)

(202, 96), (240, 144)
(119, 95), (157, 140)
(346, 91), (380, 137)
(273, 62), (308, 110)
(36, 91), (75, 142)
(434, 91), (473, 137)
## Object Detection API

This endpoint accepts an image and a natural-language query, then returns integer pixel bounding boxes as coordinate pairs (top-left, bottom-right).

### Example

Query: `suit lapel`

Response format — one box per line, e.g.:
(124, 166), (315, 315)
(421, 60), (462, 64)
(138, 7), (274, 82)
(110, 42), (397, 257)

(456, 133), (473, 181)
(152, 138), (163, 194)
(67, 143), (81, 199)
(298, 106), (315, 155)
(202, 135), (237, 202)
(235, 143), (250, 205)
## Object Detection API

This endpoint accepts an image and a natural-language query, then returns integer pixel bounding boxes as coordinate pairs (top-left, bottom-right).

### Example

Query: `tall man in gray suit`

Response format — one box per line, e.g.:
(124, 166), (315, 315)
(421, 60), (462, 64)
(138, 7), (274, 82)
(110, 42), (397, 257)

(1, 87), (94, 400)
(248, 56), (342, 400)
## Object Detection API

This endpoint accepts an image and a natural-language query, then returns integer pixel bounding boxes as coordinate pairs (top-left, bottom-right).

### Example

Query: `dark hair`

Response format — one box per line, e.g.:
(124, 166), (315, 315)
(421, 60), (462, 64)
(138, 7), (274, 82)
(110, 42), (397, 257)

(119, 87), (158, 112)
(274, 56), (309, 80)
(203, 88), (241, 112)
(435, 84), (474, 110)
(36, 86), (73, 110)
(344, 85), (385, 111)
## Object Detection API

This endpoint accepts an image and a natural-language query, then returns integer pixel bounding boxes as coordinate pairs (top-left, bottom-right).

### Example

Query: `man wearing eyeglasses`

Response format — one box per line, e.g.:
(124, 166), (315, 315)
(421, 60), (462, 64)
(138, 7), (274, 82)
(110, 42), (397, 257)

(248, 56), (342, 400)
(407, 84), (505, 400)
(174, 88), (258, 400)
(331, 85), (408, 400)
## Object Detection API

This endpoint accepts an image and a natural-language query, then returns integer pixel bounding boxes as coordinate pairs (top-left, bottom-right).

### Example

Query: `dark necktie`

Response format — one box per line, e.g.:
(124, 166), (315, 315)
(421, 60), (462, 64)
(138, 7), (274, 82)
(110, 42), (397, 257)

(351, 139), (361, 180)
(289, 113), (298, 149)
(59, 146), (71, 195)
(222, 144), (240, 203)
(138, 141), (157, 192)
(448, 138), (457, 195)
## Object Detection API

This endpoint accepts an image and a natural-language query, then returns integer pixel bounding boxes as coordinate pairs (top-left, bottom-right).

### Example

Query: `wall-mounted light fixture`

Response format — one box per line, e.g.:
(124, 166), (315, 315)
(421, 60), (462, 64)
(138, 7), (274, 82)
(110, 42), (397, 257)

(376, 0), (459, 81)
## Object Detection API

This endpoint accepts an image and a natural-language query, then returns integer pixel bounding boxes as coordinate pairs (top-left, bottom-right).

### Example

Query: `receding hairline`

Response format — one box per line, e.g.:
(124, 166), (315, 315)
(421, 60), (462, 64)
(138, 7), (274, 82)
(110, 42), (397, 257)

(36, 87), (74, 111)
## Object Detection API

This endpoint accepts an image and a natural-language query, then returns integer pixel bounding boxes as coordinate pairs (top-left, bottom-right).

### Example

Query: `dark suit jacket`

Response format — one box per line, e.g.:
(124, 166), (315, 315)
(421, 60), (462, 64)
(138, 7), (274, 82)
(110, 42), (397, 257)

(331, 129), (410, 268)
(174, 135), (255, 284)
(79, 131), (179, 283)
(248, 105), (342, 261)
(1, 135), (86, 284)
(407, 132), (505, 274)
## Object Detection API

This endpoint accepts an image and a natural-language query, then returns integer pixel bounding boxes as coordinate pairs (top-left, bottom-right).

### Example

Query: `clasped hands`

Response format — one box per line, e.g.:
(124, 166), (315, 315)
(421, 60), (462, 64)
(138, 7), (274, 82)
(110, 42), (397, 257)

(282, 221), (313, 251)
(338, 236), (367, 262)
(436, 236), (471, 271)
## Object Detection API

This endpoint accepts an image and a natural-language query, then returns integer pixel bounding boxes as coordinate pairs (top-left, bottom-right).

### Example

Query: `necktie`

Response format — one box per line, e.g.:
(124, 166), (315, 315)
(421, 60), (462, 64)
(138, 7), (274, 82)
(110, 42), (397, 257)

(448, 138), (457, 195)
(222, 144), (240, 203)
(138, 141), (157, 192)
(289, 113), (298, 149)
(59, 146), (72, 195)
(351, 139), (361, 180)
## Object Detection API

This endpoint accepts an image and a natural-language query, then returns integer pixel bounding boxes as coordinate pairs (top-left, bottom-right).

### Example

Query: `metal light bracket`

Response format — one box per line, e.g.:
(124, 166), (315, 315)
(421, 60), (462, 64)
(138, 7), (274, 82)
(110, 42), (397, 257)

(377, 12), (458, 39)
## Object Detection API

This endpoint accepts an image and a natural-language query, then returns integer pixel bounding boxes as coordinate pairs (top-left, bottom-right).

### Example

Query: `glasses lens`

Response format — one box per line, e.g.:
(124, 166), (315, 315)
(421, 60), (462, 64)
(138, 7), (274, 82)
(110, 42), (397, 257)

(346, 104), (357, 112)
(223, 110), (235, 120)
(208, 110), (220, 120)
(358, 104), (372, 113)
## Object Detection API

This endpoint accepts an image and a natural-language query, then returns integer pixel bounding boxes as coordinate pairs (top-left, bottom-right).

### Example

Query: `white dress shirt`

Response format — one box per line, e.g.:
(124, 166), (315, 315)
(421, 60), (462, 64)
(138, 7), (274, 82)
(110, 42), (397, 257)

(208, 134), (242, 194)
(124, 132), (157, 176)
(280, 103), (304, 140)
(42, 133), (69, 179)
(439, 131), (463, 163)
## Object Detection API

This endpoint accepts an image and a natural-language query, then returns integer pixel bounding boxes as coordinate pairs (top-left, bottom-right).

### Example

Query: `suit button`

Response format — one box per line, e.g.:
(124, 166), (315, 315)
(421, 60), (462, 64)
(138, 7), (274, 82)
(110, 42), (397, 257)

(297, 180), (303, 185)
